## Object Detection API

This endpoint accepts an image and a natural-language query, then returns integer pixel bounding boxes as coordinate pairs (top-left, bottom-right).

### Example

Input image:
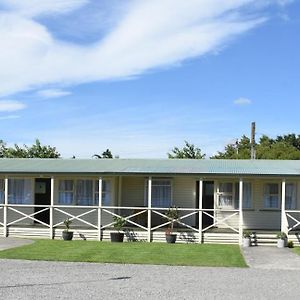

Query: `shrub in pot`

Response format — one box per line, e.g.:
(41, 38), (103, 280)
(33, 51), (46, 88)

(276, 232), (287, 248)
(243, 230), (251, 247)
(62, 218), (73, 241)
(110, 216), (126, 242)
(165, 206), (179, 243)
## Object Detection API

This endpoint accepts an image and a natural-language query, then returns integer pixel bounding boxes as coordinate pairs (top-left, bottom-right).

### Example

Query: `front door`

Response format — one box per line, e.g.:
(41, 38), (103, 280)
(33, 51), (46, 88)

(34, 178), (51, 224)
(196, 181), (214, 227)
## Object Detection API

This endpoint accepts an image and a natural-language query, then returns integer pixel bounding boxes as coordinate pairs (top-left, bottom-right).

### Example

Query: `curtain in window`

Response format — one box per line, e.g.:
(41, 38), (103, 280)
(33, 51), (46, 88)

(145, 180), (172, 208)
(8, 179), (32, 204)
(95, 180), (112, 206)
(0, 179), (4, 204)
(76, 180), (93, 205)
(234, 182), (252, 209)
(58, 180), (74, 205)
(219, 183), (233, 207)
(264, 184), (279, 208)
(285, 183), (296, 210)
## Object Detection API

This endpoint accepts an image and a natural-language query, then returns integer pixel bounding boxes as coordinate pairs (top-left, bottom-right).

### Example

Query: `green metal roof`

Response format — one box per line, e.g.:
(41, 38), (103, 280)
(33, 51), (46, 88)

(0, 158), (300, 176)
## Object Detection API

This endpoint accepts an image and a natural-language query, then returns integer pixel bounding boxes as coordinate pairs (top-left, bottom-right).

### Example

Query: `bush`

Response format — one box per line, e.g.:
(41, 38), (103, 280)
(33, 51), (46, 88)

(287, 240), (294, 248)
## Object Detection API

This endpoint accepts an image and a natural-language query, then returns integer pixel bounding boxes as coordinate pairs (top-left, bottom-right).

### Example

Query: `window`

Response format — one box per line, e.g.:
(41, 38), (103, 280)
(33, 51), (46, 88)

(58, 179), (113, 206)
(58, 180), (74, 205)
(0, 179), (4, 204)
(8, 179), (33, 204)
(234, 182), (252, 209)
(285, 183), (297, 210)
(218, 183), (233, 207)
(145, 179), (172, 208)
(95, 180), (112, 206)
(264, 183), (279, 209)
(219, 181), (252, 209)
(76, 180), (93, 205)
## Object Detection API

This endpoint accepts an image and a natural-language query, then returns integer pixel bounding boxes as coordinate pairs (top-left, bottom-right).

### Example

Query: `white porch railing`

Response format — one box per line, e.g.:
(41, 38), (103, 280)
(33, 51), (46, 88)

(285, 210), (300, 232)
(7, 205), (51, 228)
(1, 204), (240, 242)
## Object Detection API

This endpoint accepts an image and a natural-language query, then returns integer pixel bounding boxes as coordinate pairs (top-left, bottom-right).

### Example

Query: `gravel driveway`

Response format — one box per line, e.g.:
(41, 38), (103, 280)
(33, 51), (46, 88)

(1, 259), (300, 299)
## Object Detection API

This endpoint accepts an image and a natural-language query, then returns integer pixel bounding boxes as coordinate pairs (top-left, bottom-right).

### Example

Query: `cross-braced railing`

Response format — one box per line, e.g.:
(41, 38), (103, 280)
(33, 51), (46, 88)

(101, 206), (148, 231)
(285, 210), (300, 232)
(202, 209), (239, 233)
(1, 204), (240, 242)
(151, 208), (199, 232)
(53, 205), (98, 229)
(7, 204), (51, 228)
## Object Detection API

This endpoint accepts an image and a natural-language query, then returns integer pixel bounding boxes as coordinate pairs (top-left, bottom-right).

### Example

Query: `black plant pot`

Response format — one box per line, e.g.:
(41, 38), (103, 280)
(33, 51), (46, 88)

(166, 234), (177, 243)
(62, 231), (73, 241)
(110, 232), (124, 242)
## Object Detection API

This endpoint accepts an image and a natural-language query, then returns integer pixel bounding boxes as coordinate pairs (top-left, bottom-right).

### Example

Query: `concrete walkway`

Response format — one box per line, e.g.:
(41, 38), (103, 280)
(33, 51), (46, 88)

(0, 237), (33, 251)
(243, 246), (300, 270)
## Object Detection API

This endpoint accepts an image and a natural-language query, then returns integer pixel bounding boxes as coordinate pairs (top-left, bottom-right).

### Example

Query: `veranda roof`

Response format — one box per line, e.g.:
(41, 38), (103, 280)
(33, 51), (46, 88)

(0, 158), (300, 176)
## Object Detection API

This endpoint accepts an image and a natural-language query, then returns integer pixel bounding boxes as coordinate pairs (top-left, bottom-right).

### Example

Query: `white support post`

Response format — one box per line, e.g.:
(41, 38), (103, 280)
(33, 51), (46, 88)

(98, 177), (103, 241)
(118, 176), (122, 216)
(3, 177), (8, 237)
(281, 179), (288, 235)
(198, 179), (203, 243)
(147, 177), (152, 242)
(50, 177), (54, 239)
(239, 179), (243, 245)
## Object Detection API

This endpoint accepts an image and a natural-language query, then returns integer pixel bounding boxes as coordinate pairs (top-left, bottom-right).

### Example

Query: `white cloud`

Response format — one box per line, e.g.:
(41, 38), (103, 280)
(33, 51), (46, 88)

(0, 0), (292, 97)
(234, 97), (252, 105)
(36, 89), (72, 98)
(1, 0), (89, 17)
(0, 115), (20, 120)
(0, 100), (26, 112)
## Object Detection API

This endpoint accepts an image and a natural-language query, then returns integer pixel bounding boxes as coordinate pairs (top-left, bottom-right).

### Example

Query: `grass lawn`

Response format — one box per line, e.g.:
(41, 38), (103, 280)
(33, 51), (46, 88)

(293, 247), (300, 256)
(0, 240), (247, 267)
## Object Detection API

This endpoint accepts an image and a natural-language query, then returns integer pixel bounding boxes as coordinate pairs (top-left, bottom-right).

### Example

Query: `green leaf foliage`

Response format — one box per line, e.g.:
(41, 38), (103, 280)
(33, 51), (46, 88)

(211, 134), (300, 160)
(168, 141), (205, 159)
(0, 139), (60, 158)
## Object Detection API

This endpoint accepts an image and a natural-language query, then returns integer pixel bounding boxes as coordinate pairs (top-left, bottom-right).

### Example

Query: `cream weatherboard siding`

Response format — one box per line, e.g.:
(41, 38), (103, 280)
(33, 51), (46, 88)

(216, 178), (300, 230)
(52, 176), (117, 228)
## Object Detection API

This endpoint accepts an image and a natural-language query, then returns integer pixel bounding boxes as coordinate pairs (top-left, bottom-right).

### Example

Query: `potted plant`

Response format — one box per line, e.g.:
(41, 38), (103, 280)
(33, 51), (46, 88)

(165, 206), (179, 243)
(110, 216), (126, 242)
(243, 230), (251, 247)
(276, 232), (287, 248)
(62, 218), (73, 241)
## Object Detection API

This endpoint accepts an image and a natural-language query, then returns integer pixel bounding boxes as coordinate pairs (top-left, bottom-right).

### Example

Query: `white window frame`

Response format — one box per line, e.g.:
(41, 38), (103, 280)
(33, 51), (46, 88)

(0, 178), (4, 204)
(285, 182), (297, 210)
(57, 178), (113, 206)
(144, 178), (173, 208)
(218, 181), (252, 209)
(58, 179), (75, 205)
(234, 182), (253, 209)
(95, 179), (112, 206)
(218, 182), (234, 208)
(263, 183), (280, 209)
(8, 178), (34, 205)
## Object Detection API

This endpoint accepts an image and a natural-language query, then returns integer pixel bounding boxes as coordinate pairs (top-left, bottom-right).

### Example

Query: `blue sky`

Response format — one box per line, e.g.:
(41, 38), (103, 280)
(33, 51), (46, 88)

(0, 0), (299, 158)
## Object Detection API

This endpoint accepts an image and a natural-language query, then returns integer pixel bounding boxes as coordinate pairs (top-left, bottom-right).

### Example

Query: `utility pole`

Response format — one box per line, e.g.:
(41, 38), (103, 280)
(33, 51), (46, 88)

(251, 122), (256, 159)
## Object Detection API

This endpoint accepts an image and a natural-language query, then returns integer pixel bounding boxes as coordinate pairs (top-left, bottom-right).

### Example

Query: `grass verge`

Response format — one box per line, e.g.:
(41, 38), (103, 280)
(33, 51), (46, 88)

(0, 240), (247, 267)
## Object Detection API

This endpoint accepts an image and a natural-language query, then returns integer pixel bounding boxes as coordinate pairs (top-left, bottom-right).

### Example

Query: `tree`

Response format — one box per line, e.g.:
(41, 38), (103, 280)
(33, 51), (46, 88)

(168, 141), (205, 159)
(0, 139), (60, 158)
(93, 149), (114, 159)
(212, 134), (300, 160)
